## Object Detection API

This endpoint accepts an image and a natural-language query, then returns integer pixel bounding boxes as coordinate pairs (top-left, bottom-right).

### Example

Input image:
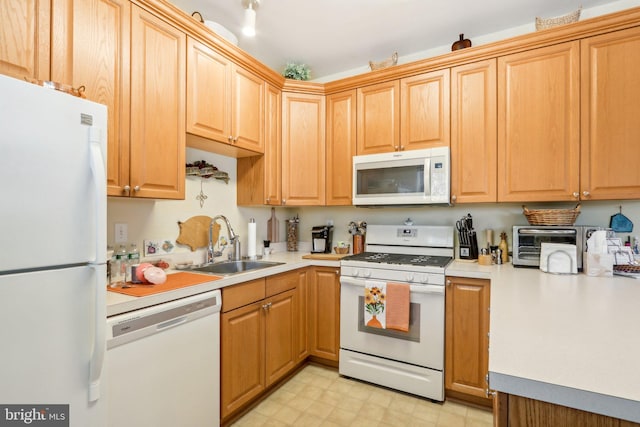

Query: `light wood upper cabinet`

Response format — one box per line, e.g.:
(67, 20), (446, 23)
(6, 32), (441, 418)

(186, 37), (264, 155)
(129, 5), (185, 199)
(326, 90), (356, 206)
(445, 276), (491, 406)
(451, 59), (497, 203)
(50, 0), (131, 198)
(0, 0), (49, 80)
(497, 41), (580, 202)
(237, 83), (281, 206)
(282, 92), (326, 206)
(400, 69), (450, 150)
(357, 80), (400, 154)
(581, 26), (640, 201)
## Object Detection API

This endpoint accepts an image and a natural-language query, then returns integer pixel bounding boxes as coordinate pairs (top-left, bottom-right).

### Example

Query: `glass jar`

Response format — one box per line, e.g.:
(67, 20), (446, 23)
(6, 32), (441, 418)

(286, 219), (299, 252)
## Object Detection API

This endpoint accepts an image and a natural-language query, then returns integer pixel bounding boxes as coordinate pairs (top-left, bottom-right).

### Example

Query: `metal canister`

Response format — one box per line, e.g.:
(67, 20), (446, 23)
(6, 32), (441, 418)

(130, 264), (143, 283)
(495, 249), (503, 264)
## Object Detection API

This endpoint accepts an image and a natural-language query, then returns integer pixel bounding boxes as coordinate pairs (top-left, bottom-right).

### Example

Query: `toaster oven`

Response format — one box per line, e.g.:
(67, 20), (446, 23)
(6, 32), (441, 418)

(512, 226), (585, 269)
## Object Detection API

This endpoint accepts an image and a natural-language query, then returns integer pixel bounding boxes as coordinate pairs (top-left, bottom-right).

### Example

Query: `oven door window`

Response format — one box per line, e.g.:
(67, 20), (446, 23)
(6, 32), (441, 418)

(356, 164), (425, 196)
(357, 296), (420, 342)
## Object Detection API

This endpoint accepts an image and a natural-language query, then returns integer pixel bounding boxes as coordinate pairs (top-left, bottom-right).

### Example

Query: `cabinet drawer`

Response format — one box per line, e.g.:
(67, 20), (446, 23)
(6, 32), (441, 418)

(266, 269), (300, 297)
(222, 279), (265, 312)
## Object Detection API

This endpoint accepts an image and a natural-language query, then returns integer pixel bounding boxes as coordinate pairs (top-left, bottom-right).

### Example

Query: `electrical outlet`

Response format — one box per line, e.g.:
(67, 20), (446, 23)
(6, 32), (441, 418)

(115, 223), (128, 243)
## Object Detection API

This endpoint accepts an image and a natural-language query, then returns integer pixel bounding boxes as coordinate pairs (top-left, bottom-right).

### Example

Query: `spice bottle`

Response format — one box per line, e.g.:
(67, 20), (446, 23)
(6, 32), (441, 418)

(499, 232), (509, 263)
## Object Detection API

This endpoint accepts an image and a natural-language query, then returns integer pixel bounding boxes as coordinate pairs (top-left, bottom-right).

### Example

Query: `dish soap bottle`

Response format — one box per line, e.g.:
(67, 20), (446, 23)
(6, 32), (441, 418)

(499, 232), (509, 264)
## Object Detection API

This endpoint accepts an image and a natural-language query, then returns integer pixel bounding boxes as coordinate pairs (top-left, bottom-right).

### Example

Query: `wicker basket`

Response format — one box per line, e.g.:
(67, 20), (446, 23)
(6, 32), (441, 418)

(536, 7), (581, 30)
(369, 52), (398, 71)
(523, 204), (581, 226)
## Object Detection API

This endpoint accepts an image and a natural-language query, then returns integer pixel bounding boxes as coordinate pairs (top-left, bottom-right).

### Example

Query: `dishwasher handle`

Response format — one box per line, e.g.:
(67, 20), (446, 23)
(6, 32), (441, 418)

(107, 290), (221, 349)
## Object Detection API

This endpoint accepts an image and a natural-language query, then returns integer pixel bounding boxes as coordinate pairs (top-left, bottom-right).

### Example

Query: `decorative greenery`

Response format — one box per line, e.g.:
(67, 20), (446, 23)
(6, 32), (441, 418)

(283, 62), (311, 80)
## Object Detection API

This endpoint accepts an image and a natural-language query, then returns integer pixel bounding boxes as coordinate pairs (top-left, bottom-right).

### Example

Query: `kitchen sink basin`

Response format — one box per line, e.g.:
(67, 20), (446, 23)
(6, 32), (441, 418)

(190, 260), (284, 276)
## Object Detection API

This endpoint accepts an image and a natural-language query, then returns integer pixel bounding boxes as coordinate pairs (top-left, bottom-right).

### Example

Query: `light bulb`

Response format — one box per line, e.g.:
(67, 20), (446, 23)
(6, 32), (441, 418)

(242, 5), (256, 37)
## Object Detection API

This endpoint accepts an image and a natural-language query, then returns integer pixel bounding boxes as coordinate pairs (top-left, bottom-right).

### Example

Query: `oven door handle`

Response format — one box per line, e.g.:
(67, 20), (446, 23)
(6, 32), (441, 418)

(339, 276), (444, 295)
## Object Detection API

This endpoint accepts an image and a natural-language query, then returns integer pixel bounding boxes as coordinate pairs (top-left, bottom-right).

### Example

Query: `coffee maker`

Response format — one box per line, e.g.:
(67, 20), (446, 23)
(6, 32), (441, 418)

(311, 225), (333, 253)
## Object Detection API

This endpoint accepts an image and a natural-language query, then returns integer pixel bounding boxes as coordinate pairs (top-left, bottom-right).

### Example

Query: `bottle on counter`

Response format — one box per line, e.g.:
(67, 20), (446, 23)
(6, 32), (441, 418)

(111, 244), (128, 286)
(499, 232), (509, 263)
(126, 243), (140, 282)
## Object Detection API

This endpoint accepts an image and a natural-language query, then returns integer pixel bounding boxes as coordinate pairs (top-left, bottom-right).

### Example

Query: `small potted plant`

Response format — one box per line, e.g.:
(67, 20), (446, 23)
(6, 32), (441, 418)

(283, 62), (311, 81)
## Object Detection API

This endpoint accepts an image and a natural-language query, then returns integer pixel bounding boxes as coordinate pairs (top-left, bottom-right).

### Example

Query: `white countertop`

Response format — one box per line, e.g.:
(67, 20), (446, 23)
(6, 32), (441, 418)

(447, 260), (640, 423)
(106, 251), (340, 317)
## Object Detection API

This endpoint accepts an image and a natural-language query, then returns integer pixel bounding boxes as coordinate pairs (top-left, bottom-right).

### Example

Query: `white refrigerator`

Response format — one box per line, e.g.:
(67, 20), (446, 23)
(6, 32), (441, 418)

(0, 75), (108, 426)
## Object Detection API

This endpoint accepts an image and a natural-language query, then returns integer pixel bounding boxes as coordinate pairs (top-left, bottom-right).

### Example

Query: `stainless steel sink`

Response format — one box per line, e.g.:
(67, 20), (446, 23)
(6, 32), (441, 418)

(190, 260), (285, 276)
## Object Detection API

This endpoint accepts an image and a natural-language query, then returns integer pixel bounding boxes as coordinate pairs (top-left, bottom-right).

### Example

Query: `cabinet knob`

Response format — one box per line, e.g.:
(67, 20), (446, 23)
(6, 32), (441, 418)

(451, 195), (457, 202)
(282, 199), (286, 205)
(394, 145), (399, 151)
(266, 197), (270, 203)
(399, 146), (404, 151)
(446, 279), (451, 286)
(123, 185), (131, 193)
(133, 186), (140, 192)
(262, 302), (272, 311)
(335, 270), (340, 275)
(233, 137), (238, 144)
(582, 190), (591, 197)
(228, 135), (233, 142)
(572, 192), (579, 198)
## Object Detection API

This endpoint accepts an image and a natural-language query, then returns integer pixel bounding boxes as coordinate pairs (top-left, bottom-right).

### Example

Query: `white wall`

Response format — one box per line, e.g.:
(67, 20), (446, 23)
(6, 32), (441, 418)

(315, 0), (640, 83)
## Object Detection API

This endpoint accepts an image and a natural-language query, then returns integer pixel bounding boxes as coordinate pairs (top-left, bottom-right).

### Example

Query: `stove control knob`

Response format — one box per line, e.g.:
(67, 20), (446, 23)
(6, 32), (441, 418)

(418, 274), (429, 284)
(405, 273), (415, 282)
(363, 270), (371, 278)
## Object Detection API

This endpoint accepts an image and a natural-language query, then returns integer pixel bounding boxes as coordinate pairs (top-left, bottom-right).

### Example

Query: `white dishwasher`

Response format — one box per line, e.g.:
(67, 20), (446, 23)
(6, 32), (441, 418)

(106, 290), (221, 427)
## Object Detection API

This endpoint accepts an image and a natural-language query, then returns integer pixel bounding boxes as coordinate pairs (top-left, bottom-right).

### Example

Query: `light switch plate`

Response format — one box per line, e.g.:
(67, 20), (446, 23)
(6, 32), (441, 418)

(115, 223), (128, 243)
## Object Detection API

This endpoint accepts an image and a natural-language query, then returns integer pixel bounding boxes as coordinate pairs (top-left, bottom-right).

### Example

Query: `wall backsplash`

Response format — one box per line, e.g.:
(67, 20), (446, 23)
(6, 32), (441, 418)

(107, 148), (640, 263)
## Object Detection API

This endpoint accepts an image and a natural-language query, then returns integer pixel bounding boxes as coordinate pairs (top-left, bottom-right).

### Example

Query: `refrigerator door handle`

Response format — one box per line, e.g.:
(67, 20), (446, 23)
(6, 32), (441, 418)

(88, 126), (107, 263)
(89, 263), (107, 402)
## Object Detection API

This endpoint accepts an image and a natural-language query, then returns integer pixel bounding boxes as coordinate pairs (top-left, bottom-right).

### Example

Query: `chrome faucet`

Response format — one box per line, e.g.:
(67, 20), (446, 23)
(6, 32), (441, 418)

(207, 215), (241, 263)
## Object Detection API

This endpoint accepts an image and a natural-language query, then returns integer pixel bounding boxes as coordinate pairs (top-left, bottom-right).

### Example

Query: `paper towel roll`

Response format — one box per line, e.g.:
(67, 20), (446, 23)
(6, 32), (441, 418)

(248, 218), (257, 259)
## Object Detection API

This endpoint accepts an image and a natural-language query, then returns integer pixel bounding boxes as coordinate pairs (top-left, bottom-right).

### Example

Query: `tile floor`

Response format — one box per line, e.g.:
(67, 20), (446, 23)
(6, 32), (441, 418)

(231, 364), (494, 427)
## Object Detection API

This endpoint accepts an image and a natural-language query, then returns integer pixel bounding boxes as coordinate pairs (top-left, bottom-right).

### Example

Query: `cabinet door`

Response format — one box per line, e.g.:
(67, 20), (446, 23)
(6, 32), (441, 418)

(400, 69), (450, 150)
(581, 27), (640, 201)
(295, 268), (309, 362)
(130, 6), (185, 199)
(451, 59), (497, 203)
(221, 301), (265, 418)
(236, 83), (280, 206)
(326, 90), (356, 205)
(356, 81), (400, 154)
(497, 42), (580, 202)
(50, 0), (131, 198)
(445, 276), (491, 404)
(282, 92), (326, 205)
(308, 267), (341, 361)
(231, 65), (264, 153)
(186, 37), (231, 144)
(0, 0), (49, 80)
(265, 289), (297, 386)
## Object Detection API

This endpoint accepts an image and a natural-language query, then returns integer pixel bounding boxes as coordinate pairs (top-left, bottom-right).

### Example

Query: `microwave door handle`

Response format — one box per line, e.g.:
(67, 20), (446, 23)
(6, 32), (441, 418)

(424, 158), (431, 198)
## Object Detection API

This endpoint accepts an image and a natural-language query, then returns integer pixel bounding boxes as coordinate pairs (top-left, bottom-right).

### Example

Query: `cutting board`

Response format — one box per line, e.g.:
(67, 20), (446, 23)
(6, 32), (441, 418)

(302, 253), (350, 260)
(176, 216), (220, 251)
(107, 272), (221, 297)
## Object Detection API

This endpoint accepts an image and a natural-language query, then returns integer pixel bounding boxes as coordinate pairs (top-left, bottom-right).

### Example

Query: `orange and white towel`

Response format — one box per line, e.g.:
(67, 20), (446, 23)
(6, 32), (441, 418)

(364, 281), (386, 328)
(385, 282), (410, 332)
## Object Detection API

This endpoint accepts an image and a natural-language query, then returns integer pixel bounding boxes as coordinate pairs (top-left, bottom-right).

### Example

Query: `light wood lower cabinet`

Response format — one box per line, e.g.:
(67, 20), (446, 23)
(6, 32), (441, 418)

(220, 270), (304, 421)
(0, 0), (50, 80)
(308, 266), (341, 362)
(494, 393), (640, 427)
(445, 276), (491, 407)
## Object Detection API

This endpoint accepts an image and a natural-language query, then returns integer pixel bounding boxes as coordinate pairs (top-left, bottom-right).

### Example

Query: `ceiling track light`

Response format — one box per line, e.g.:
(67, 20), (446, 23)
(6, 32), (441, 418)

(242, 0), (260, 37)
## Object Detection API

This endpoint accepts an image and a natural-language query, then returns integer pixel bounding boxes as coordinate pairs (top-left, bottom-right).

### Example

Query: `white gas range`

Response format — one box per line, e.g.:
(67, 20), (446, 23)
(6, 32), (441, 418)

(339, 224), (453, 401)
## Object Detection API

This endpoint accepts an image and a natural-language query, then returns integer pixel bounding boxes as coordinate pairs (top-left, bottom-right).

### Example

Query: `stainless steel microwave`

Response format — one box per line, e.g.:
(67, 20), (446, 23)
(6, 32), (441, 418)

(513, 226), (585, 269)
(352, 147), (450, 206)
